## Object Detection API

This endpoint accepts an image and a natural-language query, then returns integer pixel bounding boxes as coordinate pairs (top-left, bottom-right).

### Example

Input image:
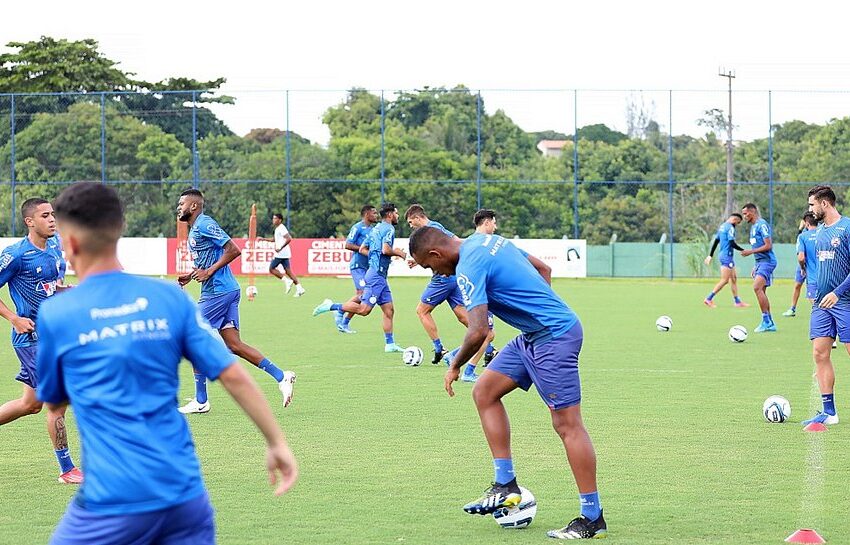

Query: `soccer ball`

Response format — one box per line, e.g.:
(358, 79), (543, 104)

(493, 487), (537, 529)
(402, 346), (423, 366)
(763, 395), (791, 423)
(245, 285), (258, 298)
(655, 315), (672, 331)
(728, 325), (748, 343)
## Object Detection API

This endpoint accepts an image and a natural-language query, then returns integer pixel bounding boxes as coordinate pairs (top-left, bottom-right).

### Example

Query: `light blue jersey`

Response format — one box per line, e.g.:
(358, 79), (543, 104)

(346, 220), (373, 271)
(797, 228), (818, 286)
(188, 214), (240, 300)
(456, 233), (578, 345)
(815, 216), (850, 306)
(426, 220), (455, 284)
(0, 236), (64, 347)
(366, 221), (396, 277)
(36, 271), (235, 515)
(749, 218), (777, 264)
(716, 221), (736, 259)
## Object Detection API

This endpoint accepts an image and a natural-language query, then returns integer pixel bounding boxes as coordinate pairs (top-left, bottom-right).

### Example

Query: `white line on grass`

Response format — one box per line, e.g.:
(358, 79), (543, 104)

(798, 378), (826, 532)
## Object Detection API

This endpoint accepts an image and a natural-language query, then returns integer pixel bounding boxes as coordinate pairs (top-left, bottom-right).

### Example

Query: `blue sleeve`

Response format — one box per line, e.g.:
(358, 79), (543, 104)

(727, 225), (735, 241)
(796, 234), (804, 253)
(35, 309), (68, 404)
(178, 291), (236, 380)
(0, 249), (20, 289)
(346, 225), (359, 244)
(760, 223), (771, 239)
(456, 249), (489, 310)
(381, 226), (394, 247)
(200, 218), (232, 249)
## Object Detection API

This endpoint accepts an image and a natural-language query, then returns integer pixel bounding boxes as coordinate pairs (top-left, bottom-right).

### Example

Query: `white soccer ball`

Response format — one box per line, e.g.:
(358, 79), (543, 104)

(402, 346), (423, 366)
(655, 315), (672, 332)
(763, 395), (791, 423)
(493, 487), (537, 529)
(246, 285), (258, 298)
(729, 325), (748, 343)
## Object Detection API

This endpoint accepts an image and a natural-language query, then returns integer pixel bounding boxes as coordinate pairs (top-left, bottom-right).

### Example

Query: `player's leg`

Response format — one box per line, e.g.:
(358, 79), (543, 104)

(337, 270), (366, 331)
(219, 326), (296, 408)
(785, 268), (804, 316)
(0, 383), (43, 425)
(804, 308), (839, 425)
(416, 301), (446, 362)
(282, 259), (305, 297)
(729, 265), (748, 307)
(704, 268), (729, 307)
(752, 266), (776, 332)
(46, 404), (83, 483)
(268, 259), (285, 280)
(379, 301), (403, 352)
(181, 295), (229, 412)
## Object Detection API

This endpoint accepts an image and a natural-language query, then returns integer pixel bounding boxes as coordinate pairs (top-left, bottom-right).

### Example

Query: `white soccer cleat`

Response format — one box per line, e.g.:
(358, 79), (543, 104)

(178, 398), (210, 414)
(279, 371), (297, 407)
(294, 285), (306, 297)
(284, 278), (294, 294)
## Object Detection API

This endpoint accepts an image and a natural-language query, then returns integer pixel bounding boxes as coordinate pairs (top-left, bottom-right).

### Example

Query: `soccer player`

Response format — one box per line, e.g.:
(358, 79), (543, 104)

(804, 185), (850, 426)
(176, 189), (296, 413)
(703, 212), (749, 308)
(313, 202), (406, 353)
(334, 204), (378, 334)
(0, 198), (82, 484)
(262, 213), (305, 297)
(37, 182), (297, 545)
(404, 204), (470, 365)
(783, 215), (818, 317)
(741, 203), (778, 332)
(409, 226), (607, 540)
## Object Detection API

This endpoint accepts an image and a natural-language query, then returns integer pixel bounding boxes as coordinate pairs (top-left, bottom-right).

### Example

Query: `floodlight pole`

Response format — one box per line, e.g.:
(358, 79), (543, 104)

(719, 68), (735, 216)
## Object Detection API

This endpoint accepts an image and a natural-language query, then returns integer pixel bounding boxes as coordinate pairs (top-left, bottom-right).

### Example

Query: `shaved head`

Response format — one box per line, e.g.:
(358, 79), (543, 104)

(409, 226), (460, 276)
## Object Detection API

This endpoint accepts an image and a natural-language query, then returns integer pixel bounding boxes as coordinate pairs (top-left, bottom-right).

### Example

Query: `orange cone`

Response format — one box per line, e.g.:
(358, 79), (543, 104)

(785, 528), (825, 543)
(804, 422), (828, 432)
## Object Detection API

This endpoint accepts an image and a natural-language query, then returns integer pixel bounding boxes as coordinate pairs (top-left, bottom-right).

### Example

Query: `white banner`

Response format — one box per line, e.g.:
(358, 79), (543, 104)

(0, 237), (168, 276)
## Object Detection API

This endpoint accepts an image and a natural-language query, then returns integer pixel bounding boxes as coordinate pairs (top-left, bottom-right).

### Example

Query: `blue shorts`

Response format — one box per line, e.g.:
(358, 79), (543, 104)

(810, 305), (850, 340)
(795, 266), (804, 284)
(14, 345), (38, 389)
(806, 282), (817, 300)
(488, 322), (583, 410)
(269, 257), (290, 270)
(50, 492), (215, 545)
(351, 268), (367, 292)
(719, 256), (735, 269)
(198, 290), (240, 330)
(752, 261), (777, 287)
(361, 269), (392, 307)
(420, 276), (464, 308)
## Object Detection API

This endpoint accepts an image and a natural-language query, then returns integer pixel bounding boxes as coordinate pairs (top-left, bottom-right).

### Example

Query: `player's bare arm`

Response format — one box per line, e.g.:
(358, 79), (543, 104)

(741, 237), (772, 257)
(0, 299), (34, 334)
(445, 305), (489, 397)
(526, 254), (552, 285)
(383, 243), (406, 259)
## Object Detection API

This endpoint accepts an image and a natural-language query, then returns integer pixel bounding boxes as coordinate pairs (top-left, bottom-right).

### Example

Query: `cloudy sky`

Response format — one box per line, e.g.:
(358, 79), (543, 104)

(5, 0), (849, 143)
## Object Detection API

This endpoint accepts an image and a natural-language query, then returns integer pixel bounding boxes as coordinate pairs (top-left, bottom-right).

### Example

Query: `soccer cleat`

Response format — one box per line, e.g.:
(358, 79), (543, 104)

(463, 479), (522, 515)
(432, 348), (448, 365)
(337, 324), (357, 334)
(443, 347), (460, 367)
(334, 310), (345, 328)
(178, 399), (211, 414)
(782, 308), (796, 317)
(294, 285), (306, 298)
(384, 343), (404, 353)
(734, 301), (750, 308)
(547, 511), (607, 540)
(483, 348), (499, 368)
(284, 278), (294, 294)
(461, 372), (479, 383)
(833, 341), (838, 349)
(754, 321), (777, 333)
(279, 371), (296, 408)
(58, 467), (83, 484)
(312, 299), (333, 316)
(703, 299), (716, 308)
(802, 411), (839, 426)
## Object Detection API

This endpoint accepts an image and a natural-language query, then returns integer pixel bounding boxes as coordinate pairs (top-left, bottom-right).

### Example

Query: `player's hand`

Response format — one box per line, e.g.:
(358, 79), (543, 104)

(407, 258), (417, 269)
(191, 268), (211, 283)
(11, 316), (35, 334)
(266, 442), (298, 496)
(819, 292), (839, 309)
(444, 367), (460, 397)
(398, 249), (408, 259)
(741, 249), (753, 257)
(703, 256), (712, 265)
(177, 273), (192, 287)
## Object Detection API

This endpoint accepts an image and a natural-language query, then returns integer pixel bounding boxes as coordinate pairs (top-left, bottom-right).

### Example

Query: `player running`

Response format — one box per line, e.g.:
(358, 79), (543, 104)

(313, 203), (406, 353)
(783, 214), (818, 317)
(37, 182), (297, 545)
(741, 203), (777, 332)
(0, 198), (82, 484)
(261, 213), (305, 297)
(409, 226), (606, 540)
(804, 186), (850, 426)
(703, 212), (749, 308)
(176, 189), (296, 413)
(334, 205), (378, 334)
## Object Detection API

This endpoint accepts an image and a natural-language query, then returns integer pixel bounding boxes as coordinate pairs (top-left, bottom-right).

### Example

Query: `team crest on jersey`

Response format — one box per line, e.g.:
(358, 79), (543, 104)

(37, 280), (58, 297)
(456, 274), (475, 306)
(207, 223), (225, 239)
(831, 236), (841, 248)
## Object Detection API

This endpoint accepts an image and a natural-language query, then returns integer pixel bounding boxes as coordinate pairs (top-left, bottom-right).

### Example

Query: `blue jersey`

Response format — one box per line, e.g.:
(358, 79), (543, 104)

(36, 271), (235, 515)
(52, 233), (67, 280)
(346, 220), (373, 271)
(815, 216), (850, 306)
(188, 214), (240, 300)
(456, 233), (578, 345)
(797, 228), (818, 285)
(749, 218), (777, 264)
(366, 221), (396, 277)
(0, 236), (64, 347)
(715, 221), (737, 259)
(426, 220), (456, 284)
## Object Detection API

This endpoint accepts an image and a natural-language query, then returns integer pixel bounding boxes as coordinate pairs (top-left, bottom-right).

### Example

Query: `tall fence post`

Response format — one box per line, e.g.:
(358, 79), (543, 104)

(285, 90), (292, 229)
(476, 91), (482, 210)
(572, 90), (579, 239)
(768, 90), (774, 227)
(10, 94), (16, 236)
(380, 90), (385, 203)
(100, 92), (107, 183)
(191, 91), (199, 189)
(668, 90), (674, 280)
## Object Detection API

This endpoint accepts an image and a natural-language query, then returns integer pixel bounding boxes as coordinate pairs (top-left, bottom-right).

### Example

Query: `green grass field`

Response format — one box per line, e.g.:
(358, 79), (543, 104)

(1, 276), (848, 544)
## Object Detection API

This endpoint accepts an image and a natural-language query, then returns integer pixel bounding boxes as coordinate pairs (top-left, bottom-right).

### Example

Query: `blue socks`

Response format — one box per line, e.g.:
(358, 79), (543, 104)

(762, 312), (774, 324)
(385, 333), (394, 345)
(342, 316), (351, 326)
(485, 344), (495, 355)
(330, 303), (343, 311)
(493, 458), (515, 485)
(580, 491), (602, 521)
(706, 292), (716, 301)
(823, 393), (836, 415)
(791, 305), (797, 312)
(433, 338), (443, 352)
(734, 296), (741, 304)
(55, 448), (75, 473)
(194, 372), (208, 403)
(259, 358), (285, 382)
(464, 363), (477, 376)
